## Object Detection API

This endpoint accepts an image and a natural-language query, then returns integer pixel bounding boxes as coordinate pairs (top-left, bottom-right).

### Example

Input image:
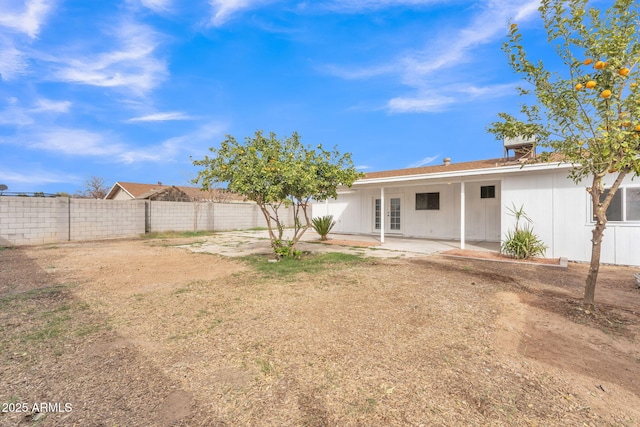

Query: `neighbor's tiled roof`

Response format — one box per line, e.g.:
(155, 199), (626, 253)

(108, 182), (247, 202)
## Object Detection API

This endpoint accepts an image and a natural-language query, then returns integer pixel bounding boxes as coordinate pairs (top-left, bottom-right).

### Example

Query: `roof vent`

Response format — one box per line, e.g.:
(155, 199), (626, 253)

(443, 157), (451, 166)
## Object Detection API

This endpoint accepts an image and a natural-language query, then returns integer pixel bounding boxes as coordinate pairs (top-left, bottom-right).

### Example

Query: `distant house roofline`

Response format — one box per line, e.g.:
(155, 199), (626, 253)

(104, 181), (248, 202)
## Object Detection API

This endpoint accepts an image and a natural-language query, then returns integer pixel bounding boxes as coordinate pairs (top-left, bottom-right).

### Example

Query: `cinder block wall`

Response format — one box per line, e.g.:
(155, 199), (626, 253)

(0, 197), (68, 245)
(0, 197), (298, 246)
(147, 201), (289, 232)
(148, 201), (199, 232)
(70, 199), (145, 241)
(210, 203), (268, 231)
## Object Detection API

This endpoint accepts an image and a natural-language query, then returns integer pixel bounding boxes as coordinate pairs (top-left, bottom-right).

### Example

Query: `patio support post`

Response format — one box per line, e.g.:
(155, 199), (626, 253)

(460, 180), (465, 249)
(380, 187), (385, 243)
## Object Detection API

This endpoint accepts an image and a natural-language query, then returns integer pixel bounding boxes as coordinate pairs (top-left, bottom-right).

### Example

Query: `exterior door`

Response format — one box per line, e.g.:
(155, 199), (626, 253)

(373, 196), (402, 233)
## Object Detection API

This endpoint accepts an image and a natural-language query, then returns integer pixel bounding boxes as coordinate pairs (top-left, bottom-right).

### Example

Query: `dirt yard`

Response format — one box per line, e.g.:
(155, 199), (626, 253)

(1, 236), (639, 426)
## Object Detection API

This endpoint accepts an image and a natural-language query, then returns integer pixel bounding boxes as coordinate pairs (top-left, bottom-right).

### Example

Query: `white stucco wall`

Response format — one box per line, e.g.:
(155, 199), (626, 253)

(314, 179), (502, 242)
(501, 170), (640, 266)
(314, 167), (639, 266)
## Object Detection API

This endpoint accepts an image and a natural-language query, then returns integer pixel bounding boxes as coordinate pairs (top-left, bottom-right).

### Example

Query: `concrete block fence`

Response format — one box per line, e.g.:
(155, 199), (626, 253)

(0, 197), (296, 246)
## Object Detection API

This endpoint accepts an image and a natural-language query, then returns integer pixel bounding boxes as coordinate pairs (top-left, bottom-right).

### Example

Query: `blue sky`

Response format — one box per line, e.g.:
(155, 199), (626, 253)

(0, 0), (546, 194)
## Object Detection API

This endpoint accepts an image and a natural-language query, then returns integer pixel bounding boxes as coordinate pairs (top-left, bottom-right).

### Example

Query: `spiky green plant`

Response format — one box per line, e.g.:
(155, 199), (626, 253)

(501, 204), (547, 259)
(311, 215), (336, 241)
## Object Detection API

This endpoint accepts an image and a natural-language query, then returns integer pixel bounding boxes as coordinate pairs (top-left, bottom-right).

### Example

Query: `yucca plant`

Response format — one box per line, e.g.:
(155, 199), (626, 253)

(501, 204), (547, 259)
(311, 215), (336, 241)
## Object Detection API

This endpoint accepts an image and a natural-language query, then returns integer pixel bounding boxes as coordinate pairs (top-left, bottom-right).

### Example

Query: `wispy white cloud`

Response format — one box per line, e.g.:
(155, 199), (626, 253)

(4, 121), (226, 165)
(0, 39), (28, 80)
(209, 0), (278, 26)
(397, 0), (539, 87)
(127, 112), (195, 122)
(209, 0), (449, 26)
(407, 154), (439, 168)
(0, 0), (53, 38)
(0, 97), (33, 125)
(321, 63), (397, 80)
(355, 165), (371, 170)
(0, 168), (79, 185)
(27, 128), (125, 157)
(387, 95), (456, 113)
(51, 21), (167, 95)
(140, 0), (172, 13)
(324, 0), (540, 112)
(322, 0), (449, 13)
(387, 82), (516, 113)
(0, 97), (71, 125)
(31, 98), (72, 113)
(119, 122), (227, 162)
(388, 0), (537, 92)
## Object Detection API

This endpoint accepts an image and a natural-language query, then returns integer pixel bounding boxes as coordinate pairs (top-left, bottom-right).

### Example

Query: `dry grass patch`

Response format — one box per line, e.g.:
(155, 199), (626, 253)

(1, 239), (639, 426)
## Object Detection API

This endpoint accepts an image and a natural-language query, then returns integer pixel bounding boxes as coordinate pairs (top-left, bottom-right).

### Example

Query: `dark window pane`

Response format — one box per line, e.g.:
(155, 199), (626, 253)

(626, 188), (640, 221)
(416, 192), (439, 210)
(427, 192), (439, 210)
(600, 189), (622, 221)
(481, 185), (495, 199)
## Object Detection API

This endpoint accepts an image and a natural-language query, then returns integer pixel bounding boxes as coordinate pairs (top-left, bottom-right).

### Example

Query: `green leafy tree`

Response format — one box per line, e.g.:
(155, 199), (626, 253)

(192, 130), (363, 257)
(488, 0), (640, 306)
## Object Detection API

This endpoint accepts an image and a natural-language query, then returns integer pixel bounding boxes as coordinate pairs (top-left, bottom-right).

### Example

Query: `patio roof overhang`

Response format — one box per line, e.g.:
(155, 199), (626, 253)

(352, 161), (572, 188)
(338, 161), (574, 247)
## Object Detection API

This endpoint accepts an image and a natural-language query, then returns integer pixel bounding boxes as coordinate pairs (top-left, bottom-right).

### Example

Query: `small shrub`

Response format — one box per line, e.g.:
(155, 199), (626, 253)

(311, 215), (336, 241)
(501, 204), (547, 259)
(273, 239), (301, 259)
(501, 225), (547, 259)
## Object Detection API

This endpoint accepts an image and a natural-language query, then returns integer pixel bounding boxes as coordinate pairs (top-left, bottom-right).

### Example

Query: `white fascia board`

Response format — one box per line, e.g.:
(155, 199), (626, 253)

(353, 162), (573, 187)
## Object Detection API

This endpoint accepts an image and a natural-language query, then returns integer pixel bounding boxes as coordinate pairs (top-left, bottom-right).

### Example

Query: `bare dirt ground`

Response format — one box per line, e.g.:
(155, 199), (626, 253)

(1, 236), (639, 426)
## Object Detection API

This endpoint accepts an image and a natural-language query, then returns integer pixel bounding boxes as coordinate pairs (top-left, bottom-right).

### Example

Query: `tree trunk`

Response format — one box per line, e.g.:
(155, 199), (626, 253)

(584, 171), (627, 306)
(584, 221), (605, 306)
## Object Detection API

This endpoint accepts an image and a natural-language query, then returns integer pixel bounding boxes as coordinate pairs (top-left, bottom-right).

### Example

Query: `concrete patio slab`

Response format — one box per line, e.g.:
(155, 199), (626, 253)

(181, 229), (499, 259)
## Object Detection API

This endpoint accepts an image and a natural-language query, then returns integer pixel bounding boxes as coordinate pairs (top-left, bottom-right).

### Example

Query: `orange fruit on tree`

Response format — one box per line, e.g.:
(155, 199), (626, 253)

(601, 89), (612, 98)
(583, 58), (593, 65)
(585, 80), (597, 89)
(636, 124), (640, 132)
(631, 82), (638, 88)
(618, 67), (630, 76)
(594, 60), (607, 70)
(575, 83), (583, 90)
(621, 121), (631, 127)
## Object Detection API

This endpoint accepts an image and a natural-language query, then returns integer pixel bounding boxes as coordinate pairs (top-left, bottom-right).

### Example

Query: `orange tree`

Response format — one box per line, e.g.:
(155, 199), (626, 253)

(489, 0), (640, 306)
(192, 130), (363, 258)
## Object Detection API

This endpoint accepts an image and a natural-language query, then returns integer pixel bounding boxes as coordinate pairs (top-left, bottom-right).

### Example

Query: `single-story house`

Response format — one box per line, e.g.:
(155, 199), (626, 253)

(105, 182), (247, 203)
(313, 149), (640, 267)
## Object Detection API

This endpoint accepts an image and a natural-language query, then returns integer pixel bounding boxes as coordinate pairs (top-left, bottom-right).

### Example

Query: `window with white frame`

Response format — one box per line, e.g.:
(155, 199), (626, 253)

(480, 185), (496, 199)
(416, 192), (439, 210)
(594, 187), (640, 222)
